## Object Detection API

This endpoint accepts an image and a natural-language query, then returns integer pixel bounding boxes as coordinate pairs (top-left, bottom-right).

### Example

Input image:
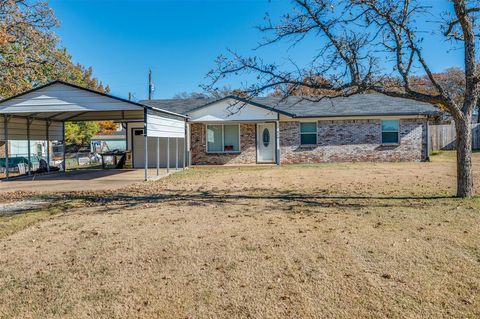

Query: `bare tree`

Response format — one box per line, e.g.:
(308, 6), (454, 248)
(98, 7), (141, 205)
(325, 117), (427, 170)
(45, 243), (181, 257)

(204, 0), (480, 198)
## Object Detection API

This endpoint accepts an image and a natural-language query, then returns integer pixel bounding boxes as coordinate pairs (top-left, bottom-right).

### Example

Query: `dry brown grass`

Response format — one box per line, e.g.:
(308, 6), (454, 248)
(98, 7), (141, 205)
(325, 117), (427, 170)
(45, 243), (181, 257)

(0, 152), (479, 318)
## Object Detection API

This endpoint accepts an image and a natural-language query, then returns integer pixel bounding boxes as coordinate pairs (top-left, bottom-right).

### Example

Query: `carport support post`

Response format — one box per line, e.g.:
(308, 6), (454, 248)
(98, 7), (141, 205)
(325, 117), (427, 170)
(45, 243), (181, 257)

(62, 122), (66, 172)
(46, 120), (50, 173)
(144, 109), (148, 181)
(182, 138), (185, 170)
(27, 117), (32, 176)
(3, 115), (9, 179)
(184, 123), (188, 169)
(156, 137), (160, 176)
(175, 138), (178, 170)
(167, 137), (170, 174)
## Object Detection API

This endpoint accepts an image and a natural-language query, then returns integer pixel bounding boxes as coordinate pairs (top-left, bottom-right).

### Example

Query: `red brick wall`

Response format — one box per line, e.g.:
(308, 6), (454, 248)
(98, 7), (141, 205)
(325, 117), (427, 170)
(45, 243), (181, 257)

(190, 123), (257, 165)
(280, 119), (427, 164)
(189, 119), (427, 165)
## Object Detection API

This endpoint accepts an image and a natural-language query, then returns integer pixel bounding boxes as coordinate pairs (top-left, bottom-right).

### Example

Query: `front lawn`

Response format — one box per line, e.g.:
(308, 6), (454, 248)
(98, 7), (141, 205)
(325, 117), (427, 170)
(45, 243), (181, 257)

(0, 152), (479, 318)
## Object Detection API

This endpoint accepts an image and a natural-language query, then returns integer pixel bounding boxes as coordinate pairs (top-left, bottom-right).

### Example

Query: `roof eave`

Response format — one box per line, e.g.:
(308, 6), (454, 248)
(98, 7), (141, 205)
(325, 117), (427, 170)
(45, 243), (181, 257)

(0, 80), (188, 120)
(291, 111), (440, 118)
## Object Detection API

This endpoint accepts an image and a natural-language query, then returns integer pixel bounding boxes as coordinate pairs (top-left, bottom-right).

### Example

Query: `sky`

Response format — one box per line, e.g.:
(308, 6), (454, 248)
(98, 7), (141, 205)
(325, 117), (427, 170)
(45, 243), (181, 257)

(49, 0), (464, 100)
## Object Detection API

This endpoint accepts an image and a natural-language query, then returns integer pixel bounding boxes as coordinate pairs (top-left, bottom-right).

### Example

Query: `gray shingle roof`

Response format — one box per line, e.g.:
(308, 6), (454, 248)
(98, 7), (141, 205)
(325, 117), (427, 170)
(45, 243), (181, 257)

(141, 93), (439, 118)
(140, 98), (218, 115)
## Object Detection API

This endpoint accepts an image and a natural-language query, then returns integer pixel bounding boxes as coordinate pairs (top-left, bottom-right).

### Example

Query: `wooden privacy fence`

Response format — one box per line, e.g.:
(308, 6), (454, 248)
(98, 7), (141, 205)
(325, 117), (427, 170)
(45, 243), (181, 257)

(429, 123), (480, 151)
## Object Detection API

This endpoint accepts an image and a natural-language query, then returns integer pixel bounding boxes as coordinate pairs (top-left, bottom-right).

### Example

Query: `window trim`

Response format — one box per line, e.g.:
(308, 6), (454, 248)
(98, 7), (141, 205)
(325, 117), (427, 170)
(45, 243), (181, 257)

(381, 119), (400, 145)
(205, 124), (241, 153)
(300, 122), (318, 146)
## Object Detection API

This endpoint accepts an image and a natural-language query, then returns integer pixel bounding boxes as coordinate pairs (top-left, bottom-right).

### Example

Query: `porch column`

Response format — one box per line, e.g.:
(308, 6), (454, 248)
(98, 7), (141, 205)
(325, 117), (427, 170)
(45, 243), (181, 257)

(156, 137), (160, 176)
(175, 137), (178, 170)
(275, 120), (280, 165)
(27, 117), (33, 176)
(3, 115), (9, 179)
(167, 137), (170, 174)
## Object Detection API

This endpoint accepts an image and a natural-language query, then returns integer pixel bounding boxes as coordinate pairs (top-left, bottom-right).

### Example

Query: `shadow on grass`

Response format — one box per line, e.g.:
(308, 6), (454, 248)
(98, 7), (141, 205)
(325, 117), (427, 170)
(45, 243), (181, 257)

(40, 189), (458, 213)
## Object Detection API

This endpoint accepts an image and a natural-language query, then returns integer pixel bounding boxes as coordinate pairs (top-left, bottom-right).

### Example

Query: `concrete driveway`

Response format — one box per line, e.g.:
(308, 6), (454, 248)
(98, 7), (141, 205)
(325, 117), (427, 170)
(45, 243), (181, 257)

(0, 169), (170, 193)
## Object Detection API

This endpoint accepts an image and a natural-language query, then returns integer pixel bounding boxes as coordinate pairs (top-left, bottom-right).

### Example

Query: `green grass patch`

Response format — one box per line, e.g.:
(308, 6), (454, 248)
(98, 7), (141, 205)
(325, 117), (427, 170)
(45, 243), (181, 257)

(0, 200), (83, 239)
(430, 150), (443, 156)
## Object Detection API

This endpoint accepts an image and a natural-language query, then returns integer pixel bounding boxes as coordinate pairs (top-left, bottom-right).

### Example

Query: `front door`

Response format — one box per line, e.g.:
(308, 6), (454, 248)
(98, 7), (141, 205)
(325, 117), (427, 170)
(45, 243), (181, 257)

(257, 123), (275, 163)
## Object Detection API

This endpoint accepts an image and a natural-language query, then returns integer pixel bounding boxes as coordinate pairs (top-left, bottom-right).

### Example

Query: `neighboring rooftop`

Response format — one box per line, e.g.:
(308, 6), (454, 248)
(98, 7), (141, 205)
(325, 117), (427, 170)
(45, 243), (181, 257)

(141, 93), (439, 118)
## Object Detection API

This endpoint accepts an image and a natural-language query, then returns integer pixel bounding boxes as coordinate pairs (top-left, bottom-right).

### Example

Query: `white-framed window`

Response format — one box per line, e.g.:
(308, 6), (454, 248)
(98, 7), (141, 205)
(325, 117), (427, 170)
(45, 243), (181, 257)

(300, 122), (317, 145)
(206, 124), (240, 153)
(381, 120), (400, 144)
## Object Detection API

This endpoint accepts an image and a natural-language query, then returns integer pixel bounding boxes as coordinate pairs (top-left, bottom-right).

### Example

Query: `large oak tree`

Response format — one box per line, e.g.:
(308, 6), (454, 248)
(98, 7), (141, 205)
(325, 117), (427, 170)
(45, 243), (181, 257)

(205, 0), (480, 197)
(1, 0), (111, 145)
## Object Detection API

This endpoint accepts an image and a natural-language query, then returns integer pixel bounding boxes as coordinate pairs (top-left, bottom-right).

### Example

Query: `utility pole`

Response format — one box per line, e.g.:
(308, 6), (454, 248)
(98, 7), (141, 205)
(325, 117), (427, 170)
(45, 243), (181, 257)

(148, 69), (153, 100)
(128, 92), (132, 101)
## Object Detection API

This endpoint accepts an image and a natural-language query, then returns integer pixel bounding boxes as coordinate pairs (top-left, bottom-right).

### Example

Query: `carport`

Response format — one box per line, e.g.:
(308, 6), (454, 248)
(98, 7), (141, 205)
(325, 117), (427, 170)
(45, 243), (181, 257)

(0, 81), (187, 182)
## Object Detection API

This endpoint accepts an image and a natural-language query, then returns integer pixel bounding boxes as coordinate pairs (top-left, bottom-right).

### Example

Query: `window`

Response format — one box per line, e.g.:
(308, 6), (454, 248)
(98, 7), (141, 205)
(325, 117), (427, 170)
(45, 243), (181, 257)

(381, 120), (399, 144)
(207, 124), (240, 152)
(300, 122), (317, 145)
(262, 128), (270, 147)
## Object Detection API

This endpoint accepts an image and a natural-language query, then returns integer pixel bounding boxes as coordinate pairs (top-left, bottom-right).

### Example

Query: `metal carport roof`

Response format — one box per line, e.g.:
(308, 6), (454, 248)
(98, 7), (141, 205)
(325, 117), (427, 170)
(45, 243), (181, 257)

(0, 81), (188, 181)
(0, 80), (186, 121)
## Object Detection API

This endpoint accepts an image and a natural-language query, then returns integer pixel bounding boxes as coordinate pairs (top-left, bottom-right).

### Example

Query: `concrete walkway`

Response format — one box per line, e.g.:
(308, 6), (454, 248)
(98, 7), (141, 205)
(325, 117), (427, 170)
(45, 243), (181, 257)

(0, 169), (174, 193)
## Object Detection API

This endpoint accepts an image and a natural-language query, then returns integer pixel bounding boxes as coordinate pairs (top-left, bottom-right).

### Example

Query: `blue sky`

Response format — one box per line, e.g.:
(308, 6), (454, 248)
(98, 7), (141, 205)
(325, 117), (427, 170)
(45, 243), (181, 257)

(49, 0), (464, 100)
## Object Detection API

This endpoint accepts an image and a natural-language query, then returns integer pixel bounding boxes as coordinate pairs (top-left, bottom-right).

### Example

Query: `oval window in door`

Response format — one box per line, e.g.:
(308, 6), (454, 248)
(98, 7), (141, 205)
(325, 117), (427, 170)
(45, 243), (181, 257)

(262, 128), (270, 147)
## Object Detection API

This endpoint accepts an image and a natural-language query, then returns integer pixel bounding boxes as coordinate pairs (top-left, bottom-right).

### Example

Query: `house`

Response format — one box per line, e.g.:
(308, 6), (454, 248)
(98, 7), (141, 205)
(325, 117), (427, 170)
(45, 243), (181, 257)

(141, 94), (439, 165)
(90, 129), (127, 153)
(0, 81), (439, 181)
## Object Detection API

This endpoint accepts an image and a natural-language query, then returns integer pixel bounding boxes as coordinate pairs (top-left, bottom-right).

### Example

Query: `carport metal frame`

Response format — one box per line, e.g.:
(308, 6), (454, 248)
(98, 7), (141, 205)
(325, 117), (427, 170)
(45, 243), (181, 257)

(0, 81), (188, 182)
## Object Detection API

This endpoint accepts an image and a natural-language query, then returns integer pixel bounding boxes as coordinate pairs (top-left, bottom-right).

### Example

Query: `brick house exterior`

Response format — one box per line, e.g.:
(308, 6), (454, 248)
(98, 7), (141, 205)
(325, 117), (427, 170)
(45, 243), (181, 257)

(191, 123), (257, 165)
(142, 93), (438, 166)
(189, 118), (428, 165)
(279, 119), (426, 164)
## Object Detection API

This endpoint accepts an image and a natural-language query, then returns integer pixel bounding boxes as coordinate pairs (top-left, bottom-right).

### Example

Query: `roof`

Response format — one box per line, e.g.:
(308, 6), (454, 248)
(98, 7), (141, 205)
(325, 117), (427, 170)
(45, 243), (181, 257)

(92, 129), (126, 140)
(140, 97), (219, 115)
(92, 134), (126, 140)
(141, 93), (439, 118)
(0, 80), (187, 120)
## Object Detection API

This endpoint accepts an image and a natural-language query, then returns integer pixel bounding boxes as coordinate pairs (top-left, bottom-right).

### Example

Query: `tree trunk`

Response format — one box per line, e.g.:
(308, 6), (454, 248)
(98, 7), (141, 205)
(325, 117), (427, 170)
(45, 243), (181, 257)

(477, 101), (480, 123)
(455, 117), (474, 197)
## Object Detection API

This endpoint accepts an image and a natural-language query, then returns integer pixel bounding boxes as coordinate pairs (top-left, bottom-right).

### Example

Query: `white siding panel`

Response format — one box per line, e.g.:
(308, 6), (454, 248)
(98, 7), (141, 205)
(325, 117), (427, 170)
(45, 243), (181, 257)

(0, 119), (63, 140)
(3, 117), (27, 140)
(188, 98), (278, 122)
(146, 110), (185, 138)
(48, 122), (64, 140)
(29, 119), (47, 140)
